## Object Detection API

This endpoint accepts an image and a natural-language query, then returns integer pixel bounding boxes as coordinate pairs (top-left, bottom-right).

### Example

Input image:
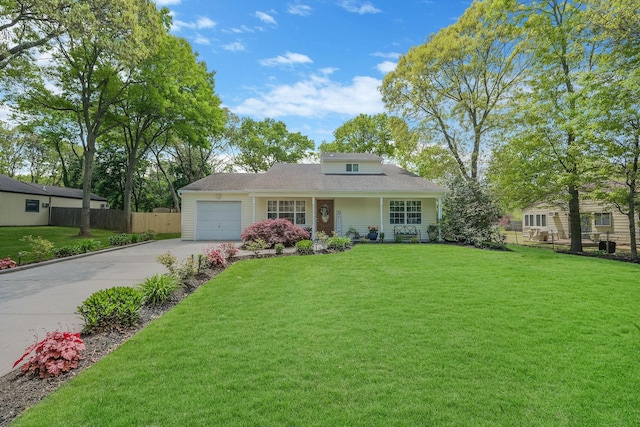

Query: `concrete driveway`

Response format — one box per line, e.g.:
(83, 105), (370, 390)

(0, 239), (217, 377)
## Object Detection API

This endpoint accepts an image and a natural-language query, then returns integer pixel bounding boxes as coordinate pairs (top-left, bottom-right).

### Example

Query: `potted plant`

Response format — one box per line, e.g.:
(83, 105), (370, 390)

(345, 226), (361, 241)
(368, 226), (379, 241)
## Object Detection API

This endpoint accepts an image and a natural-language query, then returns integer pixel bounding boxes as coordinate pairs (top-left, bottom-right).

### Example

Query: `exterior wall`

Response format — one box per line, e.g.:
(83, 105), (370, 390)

(522, 200), (634, 244)
(0, 192), (49, 226)
(180, 191), (254, 240)
(50, 196), (105, 209)
(321, 161), (382, 175)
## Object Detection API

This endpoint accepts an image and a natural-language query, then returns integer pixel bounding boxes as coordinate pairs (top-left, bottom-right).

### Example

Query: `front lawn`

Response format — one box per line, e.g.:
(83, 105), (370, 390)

(13, 245), (640, 425)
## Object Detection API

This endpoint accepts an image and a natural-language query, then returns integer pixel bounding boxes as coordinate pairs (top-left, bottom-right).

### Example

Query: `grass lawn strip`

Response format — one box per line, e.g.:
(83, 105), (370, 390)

(12, 245), (640, 426)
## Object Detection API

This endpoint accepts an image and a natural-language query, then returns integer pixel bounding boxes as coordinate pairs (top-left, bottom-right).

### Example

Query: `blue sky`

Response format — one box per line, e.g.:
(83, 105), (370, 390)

(154, 0), (472, 146)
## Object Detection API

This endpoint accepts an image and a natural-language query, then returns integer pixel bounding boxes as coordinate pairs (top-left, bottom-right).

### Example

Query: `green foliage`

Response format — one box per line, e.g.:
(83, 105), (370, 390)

(295, 239), (314, 255)
(53, 245), (82, 258)
(230, 117), (314, 172)
(442, 177), (505, 248)
(77, 287), (144, 334)
(138, 274), (181, 306)
(274, 243), (285, 255)
(78, 239), (101, 253)
(139, 229), (157, 241)
(319, 113), (395, 157)
(326, 236), (351, 251)
(19, 235), (55, 261)
(108, 233), (140, 246)
(156, 251), (178, 275)
(245, 239), (269, 256)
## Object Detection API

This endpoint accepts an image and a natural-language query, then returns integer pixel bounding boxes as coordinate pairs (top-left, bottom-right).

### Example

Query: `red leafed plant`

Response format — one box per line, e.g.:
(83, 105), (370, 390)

(0, 257), (16, 269)
(204, 248), (228, 268)
(13, 331), (86, 378)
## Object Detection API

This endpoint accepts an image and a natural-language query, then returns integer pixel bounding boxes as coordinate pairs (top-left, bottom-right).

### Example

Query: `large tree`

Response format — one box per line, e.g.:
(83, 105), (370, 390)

(14, 0), (165, 236)
(319, 113), (395, 157)
(381, 0), (526, 181)
(229, 118), (314, 172)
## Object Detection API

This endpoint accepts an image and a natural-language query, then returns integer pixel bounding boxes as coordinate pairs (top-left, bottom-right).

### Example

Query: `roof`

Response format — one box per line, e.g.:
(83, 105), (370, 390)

(0, 174), (107, 201)
(321, 152), (382, 162)
(180, 163), (446, 194)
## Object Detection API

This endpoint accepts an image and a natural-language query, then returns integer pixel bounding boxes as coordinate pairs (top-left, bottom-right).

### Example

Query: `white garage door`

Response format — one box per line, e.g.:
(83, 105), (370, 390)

(196, 201), (242, 240)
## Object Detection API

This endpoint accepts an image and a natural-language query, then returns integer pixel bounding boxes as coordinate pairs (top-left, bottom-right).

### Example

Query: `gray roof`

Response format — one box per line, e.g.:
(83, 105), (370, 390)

(0, 174), (107, 201)
(180, 163), (445, 194)
(321, 152), (382, 162)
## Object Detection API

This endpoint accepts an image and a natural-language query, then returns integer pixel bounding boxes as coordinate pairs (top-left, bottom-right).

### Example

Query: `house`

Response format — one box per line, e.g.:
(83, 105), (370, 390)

(522, 199), (634, 244)
(0, 174), (108, 226)
(178, 153), (447, 241)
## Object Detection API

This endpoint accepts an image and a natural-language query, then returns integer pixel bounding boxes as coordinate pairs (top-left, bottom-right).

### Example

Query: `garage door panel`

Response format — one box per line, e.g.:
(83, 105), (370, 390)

(196, 201), (241, 241)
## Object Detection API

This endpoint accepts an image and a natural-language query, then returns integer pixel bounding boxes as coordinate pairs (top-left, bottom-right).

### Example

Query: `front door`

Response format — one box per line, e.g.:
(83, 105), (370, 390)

(316, 200), (334, 235)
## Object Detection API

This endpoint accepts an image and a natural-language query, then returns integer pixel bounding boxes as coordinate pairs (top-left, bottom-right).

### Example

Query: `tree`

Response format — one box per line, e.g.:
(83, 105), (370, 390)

(13, 0), (164, 236)
(442, 176), (504, 247)
(230, 118), (314, 172)
(110, 28), (225, 230)
(0, 0), (68, 70)
(0, 122), (25, 176)
(319, 113), (395, 157)
(381, 0), (526, 181)
(489, 0), (602, 253)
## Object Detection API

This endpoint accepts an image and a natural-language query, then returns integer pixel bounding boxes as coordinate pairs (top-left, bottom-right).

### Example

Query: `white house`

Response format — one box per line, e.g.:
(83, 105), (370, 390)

(0, 174), (108, 226)
(178, 153), (446, 241)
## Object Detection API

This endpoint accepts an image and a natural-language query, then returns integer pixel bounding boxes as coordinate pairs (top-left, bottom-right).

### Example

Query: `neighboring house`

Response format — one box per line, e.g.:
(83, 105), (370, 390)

(178, 153), (446, 241)
(0, 174), (108, 226)
(522, 199), (634, 244)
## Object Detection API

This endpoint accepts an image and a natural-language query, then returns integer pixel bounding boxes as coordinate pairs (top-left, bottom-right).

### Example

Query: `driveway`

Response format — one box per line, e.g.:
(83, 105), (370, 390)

(0, 239), (217, 377)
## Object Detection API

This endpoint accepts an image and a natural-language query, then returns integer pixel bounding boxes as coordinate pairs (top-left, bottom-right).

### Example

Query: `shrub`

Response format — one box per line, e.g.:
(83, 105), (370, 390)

(295, 239), (314, 255)
(175, 255), (199, 280)
(20, 235), (55, 261)
(79, 239), (101, 253)
(241, 219), (310, 247)
(139, 229), (157, 241)
(13, 331), (85, 378)
(326, 236), (352, 251)
(204, 248), (228, 268)
(130, 233), (141, 244)
(53, 245), (82, 258)
(245, 238), (269, 256)
(274, 243), (285, 255)
(109, 233), (132, 246)
(0, 257), (17, 269)
(139, 274), (181, 306)
(77, 286), (144, 334)
(219, 242), (239, 259)
(157, 251), (178, 275)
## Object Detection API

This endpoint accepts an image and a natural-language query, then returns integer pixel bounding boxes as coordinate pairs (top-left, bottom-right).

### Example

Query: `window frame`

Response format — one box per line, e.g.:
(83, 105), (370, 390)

(594, 212), (611, 226)
(346, 163), (359, 172)
(25, 199), (40, 213)
(267, 200), (306, 225)
(390, 200), (422, 225)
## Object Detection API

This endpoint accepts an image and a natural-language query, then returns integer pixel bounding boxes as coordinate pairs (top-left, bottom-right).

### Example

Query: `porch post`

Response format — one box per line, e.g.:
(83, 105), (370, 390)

(312, 197), (316, 236)
(437, 197), (443, 241)
(379, 197), (384, 237)
(252, 196), (256, 223)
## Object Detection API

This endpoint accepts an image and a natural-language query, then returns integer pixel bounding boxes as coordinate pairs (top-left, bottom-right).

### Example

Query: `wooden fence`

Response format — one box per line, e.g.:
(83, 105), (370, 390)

(50, 208), (181, 234)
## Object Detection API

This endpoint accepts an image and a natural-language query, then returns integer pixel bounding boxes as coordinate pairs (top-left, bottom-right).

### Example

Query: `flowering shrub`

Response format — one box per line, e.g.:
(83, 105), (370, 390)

(20, 235), (54, 261)
(219, 242), (239, 259)
(0, 257), (16, 269)
(241, 219), (310, 247)
(13, 331), (85, 378)
(205, 248), (228, 268)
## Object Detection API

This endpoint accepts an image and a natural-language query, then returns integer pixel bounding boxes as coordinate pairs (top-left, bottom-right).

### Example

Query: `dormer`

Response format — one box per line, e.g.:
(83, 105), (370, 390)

(320, 152), (383, 175)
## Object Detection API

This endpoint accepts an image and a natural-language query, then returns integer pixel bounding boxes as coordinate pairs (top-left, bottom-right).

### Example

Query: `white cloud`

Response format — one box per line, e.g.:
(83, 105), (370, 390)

(339, 1), (382, 14)
(260, 52), (313, 67)
(288, 4), (312, 16)
(196, 17), (216, 29)
(223, 41), (246, 52)
(194, 34), (210, 45)
(155, 0), (181, 5)
(232, 73), (384, 118)
(319, 67), (339, 75)
(376, 61), (396, 74)
(223, 25), (254, 34)
(371, 51), (401, 59)
(255, 11), (277, 26)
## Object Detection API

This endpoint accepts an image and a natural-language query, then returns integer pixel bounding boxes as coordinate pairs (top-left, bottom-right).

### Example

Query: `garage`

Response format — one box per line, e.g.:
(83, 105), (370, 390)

(195, 201), (242, 240)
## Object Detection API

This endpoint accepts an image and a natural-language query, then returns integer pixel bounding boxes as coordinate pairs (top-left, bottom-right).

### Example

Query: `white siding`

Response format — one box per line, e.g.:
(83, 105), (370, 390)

(0, 193), (49, 226)
(321, 161), (382, 175)
(180, 192), (253, 241)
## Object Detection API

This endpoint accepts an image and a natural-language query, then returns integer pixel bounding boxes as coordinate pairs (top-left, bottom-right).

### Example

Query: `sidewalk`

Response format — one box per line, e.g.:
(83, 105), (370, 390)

(0, 239), (233, 377)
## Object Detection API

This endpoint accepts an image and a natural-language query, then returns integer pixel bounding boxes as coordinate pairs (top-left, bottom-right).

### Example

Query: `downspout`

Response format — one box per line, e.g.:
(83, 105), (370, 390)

(48, 195), (52, 225)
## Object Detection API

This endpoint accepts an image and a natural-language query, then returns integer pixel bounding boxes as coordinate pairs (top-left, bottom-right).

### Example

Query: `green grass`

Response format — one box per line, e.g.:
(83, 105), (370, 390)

(0, 226), (178, 263)
(13, 245), (640, 426)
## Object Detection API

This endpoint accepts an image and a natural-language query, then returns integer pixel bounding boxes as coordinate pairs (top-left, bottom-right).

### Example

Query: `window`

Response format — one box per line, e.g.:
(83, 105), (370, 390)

(267, 200), (306, 225)
(346, 163), (359, 172)
(594, 212), (611, 226)
(525, 214), (546, 227)
(390, 200), (422, 225)
(25, 199), (39, 212)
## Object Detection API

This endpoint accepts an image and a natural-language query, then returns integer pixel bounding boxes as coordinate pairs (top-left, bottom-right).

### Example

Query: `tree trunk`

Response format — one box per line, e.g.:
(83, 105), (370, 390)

(567, 185), (582, 253)
(79, 134), (96, 237)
